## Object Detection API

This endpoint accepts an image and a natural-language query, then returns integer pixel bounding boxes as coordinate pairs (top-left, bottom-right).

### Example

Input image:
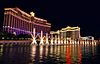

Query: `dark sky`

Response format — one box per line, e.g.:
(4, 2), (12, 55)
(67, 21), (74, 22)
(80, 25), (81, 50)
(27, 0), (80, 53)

(2, 0), (100, 39)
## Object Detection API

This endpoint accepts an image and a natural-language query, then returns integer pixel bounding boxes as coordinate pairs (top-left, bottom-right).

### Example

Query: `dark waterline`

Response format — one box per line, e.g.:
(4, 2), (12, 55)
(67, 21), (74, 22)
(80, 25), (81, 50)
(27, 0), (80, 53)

(0, 42), (100, 64)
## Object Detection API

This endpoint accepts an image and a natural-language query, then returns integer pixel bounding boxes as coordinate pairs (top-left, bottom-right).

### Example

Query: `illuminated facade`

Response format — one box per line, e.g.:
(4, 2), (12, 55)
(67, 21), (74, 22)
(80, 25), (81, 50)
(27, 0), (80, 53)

(80, 36), (94, 40)
(50, 26), (80, 40)
(3, 7), (51, 36)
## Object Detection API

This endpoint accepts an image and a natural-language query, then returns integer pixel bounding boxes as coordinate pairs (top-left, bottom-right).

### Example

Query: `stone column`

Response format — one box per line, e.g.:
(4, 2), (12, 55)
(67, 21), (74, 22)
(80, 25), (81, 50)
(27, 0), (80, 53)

(10, 15), (12, 33)
(8, 15), (11, 33)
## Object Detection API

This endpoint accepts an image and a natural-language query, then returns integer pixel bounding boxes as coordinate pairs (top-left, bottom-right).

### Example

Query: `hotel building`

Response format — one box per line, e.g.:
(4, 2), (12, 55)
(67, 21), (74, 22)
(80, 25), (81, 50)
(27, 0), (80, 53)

(50, 26), (80, 40)
(3, 7), (51, 36)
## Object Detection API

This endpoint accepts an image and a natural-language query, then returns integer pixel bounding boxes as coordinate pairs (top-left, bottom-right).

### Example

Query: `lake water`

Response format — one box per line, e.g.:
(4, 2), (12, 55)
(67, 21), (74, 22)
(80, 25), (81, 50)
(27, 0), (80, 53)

(0, 42), (100, 64)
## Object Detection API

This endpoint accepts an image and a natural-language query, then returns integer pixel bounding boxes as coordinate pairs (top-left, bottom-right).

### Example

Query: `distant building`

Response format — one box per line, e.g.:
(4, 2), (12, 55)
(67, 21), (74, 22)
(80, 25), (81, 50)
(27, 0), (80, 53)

(3, 7), (51, 36)
(50, 26), (80, 40)
(80, 36), (94, 40)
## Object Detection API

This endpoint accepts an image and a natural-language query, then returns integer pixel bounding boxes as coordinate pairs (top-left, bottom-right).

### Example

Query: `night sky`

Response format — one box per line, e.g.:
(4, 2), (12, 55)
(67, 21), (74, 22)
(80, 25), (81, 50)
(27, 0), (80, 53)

(1, 0), (100, 39)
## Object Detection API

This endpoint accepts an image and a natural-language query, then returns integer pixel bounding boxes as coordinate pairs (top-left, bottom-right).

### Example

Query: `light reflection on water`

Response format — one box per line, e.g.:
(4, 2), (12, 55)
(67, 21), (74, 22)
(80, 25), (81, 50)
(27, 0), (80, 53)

(0, 42), (100, 64)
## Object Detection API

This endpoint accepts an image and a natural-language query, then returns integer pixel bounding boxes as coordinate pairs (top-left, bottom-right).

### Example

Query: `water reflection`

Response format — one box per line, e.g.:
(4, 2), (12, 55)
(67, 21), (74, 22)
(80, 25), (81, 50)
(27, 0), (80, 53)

(66, 44), (82, 64)
(0, 45), (31, 64)
(0, 42), (100, 64)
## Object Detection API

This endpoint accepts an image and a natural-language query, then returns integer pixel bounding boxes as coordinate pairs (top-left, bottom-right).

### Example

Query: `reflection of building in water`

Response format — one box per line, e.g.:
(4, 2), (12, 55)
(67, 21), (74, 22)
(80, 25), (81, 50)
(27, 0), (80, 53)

(0, 46), (3, 56)
(40, 45), (43, 59)
(50, 26), (80, 40)
(31, 45), (36, 62)
(66, 45), (72, 64)
(66, 45), (82, 64)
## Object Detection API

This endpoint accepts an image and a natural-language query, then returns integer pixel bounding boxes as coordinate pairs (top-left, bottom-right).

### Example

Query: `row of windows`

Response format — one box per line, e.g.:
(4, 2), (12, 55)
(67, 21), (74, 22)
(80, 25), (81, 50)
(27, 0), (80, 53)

(5, 10), (30, 21)
(52, 31), (80, 38)
(5, 10), (50, 26)
(3, 14), (50, 34)
(3, 28), (28, 35)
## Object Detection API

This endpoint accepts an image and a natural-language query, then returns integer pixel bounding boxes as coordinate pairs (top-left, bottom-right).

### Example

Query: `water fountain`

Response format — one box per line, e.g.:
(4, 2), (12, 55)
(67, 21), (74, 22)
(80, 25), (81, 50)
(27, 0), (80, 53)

(50, 34), (54, 45)
(40, 31), (44, 45)
(66, 39), (68, 44)
(31, 28), (37, 45)
(64, 38), (66, 44)
(54, 35), (57, 45)
(58, 34), (60, 45)
(46, 33), (49, 45)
